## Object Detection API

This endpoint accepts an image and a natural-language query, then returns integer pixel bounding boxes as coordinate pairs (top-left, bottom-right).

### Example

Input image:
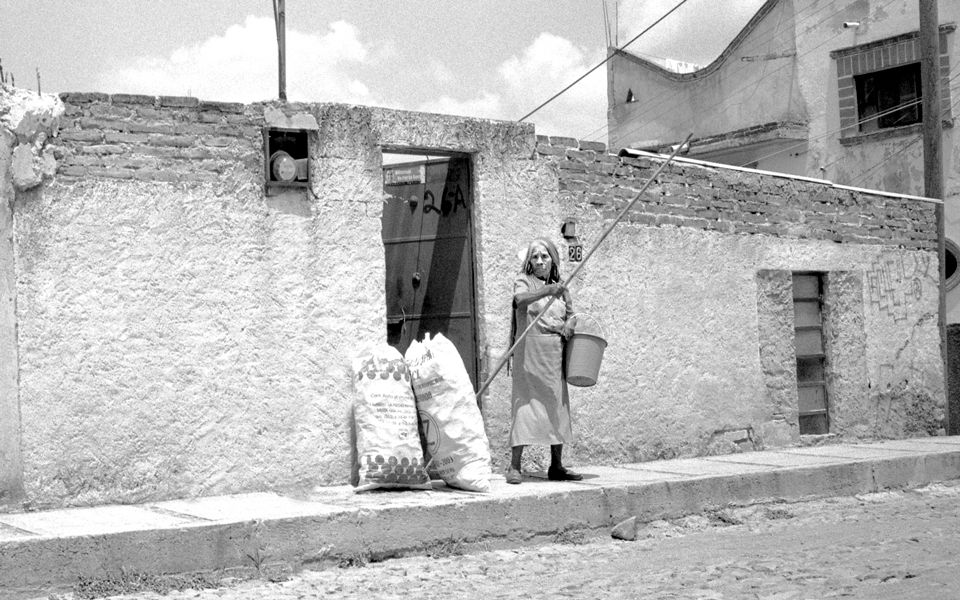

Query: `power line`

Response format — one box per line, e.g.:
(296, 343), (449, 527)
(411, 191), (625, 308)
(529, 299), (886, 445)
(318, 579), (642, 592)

(587, 0), (901, 147)
(518, 0), (691, 123)
(603, 0), (894, 145)
(577, 0), (849, 141)
(608, 0), (902, 148)
(742, 63), (960, 169)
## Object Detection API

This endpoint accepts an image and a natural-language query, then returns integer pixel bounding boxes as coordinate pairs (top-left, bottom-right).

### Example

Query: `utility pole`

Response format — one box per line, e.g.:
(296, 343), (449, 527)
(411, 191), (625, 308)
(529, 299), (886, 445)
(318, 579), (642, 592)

(920, 0), (950, 432)
(274, 0), (287, 101)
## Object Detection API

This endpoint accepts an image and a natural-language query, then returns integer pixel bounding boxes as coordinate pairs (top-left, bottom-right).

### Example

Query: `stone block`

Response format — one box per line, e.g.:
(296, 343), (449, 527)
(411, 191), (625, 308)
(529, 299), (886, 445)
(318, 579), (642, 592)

(549, 136), (578, 148)
(111, 93), (156, 105)
(104, 132), (150, 145)
(566, 149), (596, 162)
(58, 130), (104, 143)
(87, 166), (135, 179)
(199, 136), (238, 148)
(579, 140), (606, 153)
(159, 96), (199, 108)
(147, 134), (197, 148)
(611, 516), (637, 541)
(536, 144), (567, 157)
(198, 101), (246, 114)
(58, 92), (109, 104)
(123, 121), (177, 135)
(79, 144), (125, 155)
(89, 103), (135, 119)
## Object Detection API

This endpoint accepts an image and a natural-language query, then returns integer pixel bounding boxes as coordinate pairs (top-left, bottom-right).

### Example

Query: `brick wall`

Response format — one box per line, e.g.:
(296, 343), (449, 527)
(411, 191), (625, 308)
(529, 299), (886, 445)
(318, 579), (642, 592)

(52, 95), (939, 251)
(535, 134), (938, 249)
(55, 93), (261, 184)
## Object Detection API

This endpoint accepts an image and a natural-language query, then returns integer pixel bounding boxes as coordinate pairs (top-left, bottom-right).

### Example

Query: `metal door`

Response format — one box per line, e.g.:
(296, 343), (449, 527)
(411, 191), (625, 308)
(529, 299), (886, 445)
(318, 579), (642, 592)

(382, 156), (479, 390)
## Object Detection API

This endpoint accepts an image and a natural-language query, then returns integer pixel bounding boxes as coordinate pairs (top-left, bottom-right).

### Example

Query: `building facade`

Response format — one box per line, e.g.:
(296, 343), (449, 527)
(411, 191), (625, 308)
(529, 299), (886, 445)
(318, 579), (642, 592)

(607, 0), (960, 316)
(0, 84), (945, 510)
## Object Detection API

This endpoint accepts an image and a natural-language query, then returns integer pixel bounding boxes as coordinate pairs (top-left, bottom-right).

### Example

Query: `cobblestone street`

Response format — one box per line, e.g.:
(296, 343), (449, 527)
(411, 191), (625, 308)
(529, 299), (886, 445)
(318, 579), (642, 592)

(41, 480), (960, 600)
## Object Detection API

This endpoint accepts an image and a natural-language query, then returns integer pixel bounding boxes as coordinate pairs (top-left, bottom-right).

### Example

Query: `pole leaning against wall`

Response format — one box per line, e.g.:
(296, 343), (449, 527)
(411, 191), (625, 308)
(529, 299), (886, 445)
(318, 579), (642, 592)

(476, 134), (693, 401)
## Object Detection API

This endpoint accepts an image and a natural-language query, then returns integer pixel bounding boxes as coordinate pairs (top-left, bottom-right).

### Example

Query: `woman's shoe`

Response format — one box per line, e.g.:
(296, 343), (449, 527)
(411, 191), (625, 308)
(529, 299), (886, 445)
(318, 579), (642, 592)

(506, 468), (522, 484)
(547, 466), (583, 481)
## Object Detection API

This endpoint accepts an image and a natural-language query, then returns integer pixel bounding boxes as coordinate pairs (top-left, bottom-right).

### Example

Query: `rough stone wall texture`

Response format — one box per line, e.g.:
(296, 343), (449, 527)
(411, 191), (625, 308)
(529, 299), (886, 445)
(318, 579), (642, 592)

(756, 270), (797, 447)
(0, 84), (63, 506)
(537, 137), (942, 467)
(2, 88), (946, 508)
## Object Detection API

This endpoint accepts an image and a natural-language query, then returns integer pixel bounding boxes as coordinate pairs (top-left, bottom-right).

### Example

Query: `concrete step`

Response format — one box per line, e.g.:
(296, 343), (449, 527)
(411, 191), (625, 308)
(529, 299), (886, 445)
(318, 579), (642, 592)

(4, 436), (960, 599)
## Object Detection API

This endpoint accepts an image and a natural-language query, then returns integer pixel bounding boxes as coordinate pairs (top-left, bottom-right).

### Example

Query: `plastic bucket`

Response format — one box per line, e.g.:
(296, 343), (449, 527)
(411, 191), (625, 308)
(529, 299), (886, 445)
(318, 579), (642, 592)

(565, 315), (607, 387)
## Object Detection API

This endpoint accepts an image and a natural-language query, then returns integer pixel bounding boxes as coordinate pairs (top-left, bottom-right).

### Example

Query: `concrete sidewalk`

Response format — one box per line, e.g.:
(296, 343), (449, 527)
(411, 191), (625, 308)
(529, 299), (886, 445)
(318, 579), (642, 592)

(4, 436), (960, 599)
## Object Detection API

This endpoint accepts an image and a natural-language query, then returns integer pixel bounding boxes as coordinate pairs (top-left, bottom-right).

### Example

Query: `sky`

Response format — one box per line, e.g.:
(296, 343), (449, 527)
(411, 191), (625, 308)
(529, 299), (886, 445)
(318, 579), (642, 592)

(0, 1), (764, 141)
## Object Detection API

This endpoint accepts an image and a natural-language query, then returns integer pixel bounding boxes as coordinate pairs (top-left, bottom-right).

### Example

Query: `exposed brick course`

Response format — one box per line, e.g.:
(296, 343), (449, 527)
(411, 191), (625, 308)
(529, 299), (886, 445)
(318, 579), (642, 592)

(538, 137), (937, 250)
(56, 94), (261, 183)
(53, 95), (936, 250)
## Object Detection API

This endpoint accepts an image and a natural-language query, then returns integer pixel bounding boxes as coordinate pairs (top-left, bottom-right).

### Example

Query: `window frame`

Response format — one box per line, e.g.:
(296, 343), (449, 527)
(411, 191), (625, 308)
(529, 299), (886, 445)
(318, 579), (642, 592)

(793, 273), (829, 435)
(831, 25), (954, 143)
(854, 62), (923, 132)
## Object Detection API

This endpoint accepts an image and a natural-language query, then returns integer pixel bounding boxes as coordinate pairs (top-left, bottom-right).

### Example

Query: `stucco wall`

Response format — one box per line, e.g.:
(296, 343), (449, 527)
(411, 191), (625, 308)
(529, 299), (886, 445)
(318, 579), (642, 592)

(609, 0), (960, 324)
(608, 0), (805, 150)
(539, 139), (942, 464)
(0, 89), (945, 509)
(792, 0), (960, 321)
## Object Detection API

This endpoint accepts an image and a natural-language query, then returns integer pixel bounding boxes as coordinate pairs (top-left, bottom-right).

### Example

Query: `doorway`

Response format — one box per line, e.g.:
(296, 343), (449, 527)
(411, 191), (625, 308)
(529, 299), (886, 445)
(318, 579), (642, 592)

(381, 151), (479, 391)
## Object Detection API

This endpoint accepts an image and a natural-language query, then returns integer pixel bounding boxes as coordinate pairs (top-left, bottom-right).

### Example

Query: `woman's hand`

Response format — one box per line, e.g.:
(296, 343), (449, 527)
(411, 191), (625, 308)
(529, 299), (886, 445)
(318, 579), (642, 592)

(547, 283), (566, 298)
(561, 315), (577, 339)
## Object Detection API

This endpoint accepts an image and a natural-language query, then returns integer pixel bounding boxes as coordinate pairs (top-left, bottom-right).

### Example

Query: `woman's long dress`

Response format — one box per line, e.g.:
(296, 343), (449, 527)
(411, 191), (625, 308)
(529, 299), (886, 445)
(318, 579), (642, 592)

(509, 274), (573, 447)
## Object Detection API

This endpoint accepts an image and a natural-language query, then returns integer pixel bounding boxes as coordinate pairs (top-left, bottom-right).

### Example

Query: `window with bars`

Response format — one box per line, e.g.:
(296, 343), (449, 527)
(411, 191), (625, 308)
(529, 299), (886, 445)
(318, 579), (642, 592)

(793, 273), (829, 435)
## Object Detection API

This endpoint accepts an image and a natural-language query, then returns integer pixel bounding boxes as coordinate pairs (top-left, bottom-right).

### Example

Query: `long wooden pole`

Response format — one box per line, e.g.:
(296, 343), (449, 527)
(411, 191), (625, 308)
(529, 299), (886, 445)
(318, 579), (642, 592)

(920, 0), (948, 433)
(476, 134), (693, 400)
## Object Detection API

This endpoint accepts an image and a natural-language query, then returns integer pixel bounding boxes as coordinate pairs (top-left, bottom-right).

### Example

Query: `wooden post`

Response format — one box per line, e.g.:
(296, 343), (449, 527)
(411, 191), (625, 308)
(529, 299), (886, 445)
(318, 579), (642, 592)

(276, 0), (287, 102)
(920, 0), (949, 432)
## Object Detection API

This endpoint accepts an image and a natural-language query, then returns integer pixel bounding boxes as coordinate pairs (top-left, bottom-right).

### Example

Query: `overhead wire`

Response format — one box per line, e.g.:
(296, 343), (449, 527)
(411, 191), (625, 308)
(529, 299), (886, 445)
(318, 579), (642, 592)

(584, 0), (902, 147)
(844, 87), (960, 191)
(577, 0), (845, 141)
(744, 63), (960, 174)
(606, 0), (903, 148)
(597, 0), (898, 144)
(517, 0), (691, 123)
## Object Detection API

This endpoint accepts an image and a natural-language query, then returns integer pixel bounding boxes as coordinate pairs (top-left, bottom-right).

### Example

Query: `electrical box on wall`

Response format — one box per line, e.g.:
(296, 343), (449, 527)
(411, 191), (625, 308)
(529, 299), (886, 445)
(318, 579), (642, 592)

(264, 127), (309, 193)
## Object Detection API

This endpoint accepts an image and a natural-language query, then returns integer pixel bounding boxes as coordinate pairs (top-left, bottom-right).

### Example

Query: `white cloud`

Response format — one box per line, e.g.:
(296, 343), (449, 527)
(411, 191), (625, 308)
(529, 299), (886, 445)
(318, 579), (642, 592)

(95, 20), (607, 140)
(418, 92), (502, 120)
(417, 33), (607, 140)
(96, 16), (378, 104)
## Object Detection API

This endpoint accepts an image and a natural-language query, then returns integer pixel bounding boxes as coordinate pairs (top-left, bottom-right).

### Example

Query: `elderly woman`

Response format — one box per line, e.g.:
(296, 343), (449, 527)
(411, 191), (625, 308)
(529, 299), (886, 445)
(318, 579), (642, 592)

(506, 237), (581, 484)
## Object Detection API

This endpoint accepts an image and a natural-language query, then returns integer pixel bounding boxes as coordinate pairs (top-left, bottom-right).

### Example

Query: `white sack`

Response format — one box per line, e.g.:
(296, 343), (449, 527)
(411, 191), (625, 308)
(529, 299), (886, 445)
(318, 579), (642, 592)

(351, 344), (431, 492)
(405, 333), (492, 492)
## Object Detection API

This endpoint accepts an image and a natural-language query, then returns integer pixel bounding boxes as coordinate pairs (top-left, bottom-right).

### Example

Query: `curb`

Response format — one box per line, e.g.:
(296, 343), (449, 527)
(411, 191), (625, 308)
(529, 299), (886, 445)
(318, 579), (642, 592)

(3, 437), (960, 598)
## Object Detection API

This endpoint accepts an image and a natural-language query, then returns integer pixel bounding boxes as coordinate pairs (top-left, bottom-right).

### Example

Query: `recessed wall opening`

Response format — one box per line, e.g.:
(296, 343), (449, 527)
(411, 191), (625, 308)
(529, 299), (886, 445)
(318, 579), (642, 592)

(855, 63), (922, 132)
(264, 127), (310, 193)
(380, 150), (479, 392)
(794, 272), (829, 435)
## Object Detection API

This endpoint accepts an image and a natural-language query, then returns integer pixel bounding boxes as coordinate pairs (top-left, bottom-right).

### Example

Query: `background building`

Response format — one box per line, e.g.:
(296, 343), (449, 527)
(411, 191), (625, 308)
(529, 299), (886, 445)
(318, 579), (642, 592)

(607, 0), (960, 316)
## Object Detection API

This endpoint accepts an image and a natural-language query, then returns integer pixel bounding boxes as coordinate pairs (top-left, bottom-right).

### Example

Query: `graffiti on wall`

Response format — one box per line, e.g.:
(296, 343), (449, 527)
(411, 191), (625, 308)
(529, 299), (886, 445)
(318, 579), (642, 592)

(865, 253), (932, 322)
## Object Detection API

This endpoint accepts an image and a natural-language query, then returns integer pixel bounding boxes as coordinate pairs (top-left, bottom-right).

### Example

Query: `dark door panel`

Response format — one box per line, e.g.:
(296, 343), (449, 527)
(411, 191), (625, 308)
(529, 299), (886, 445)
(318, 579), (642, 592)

(382, 156), (478, 393)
